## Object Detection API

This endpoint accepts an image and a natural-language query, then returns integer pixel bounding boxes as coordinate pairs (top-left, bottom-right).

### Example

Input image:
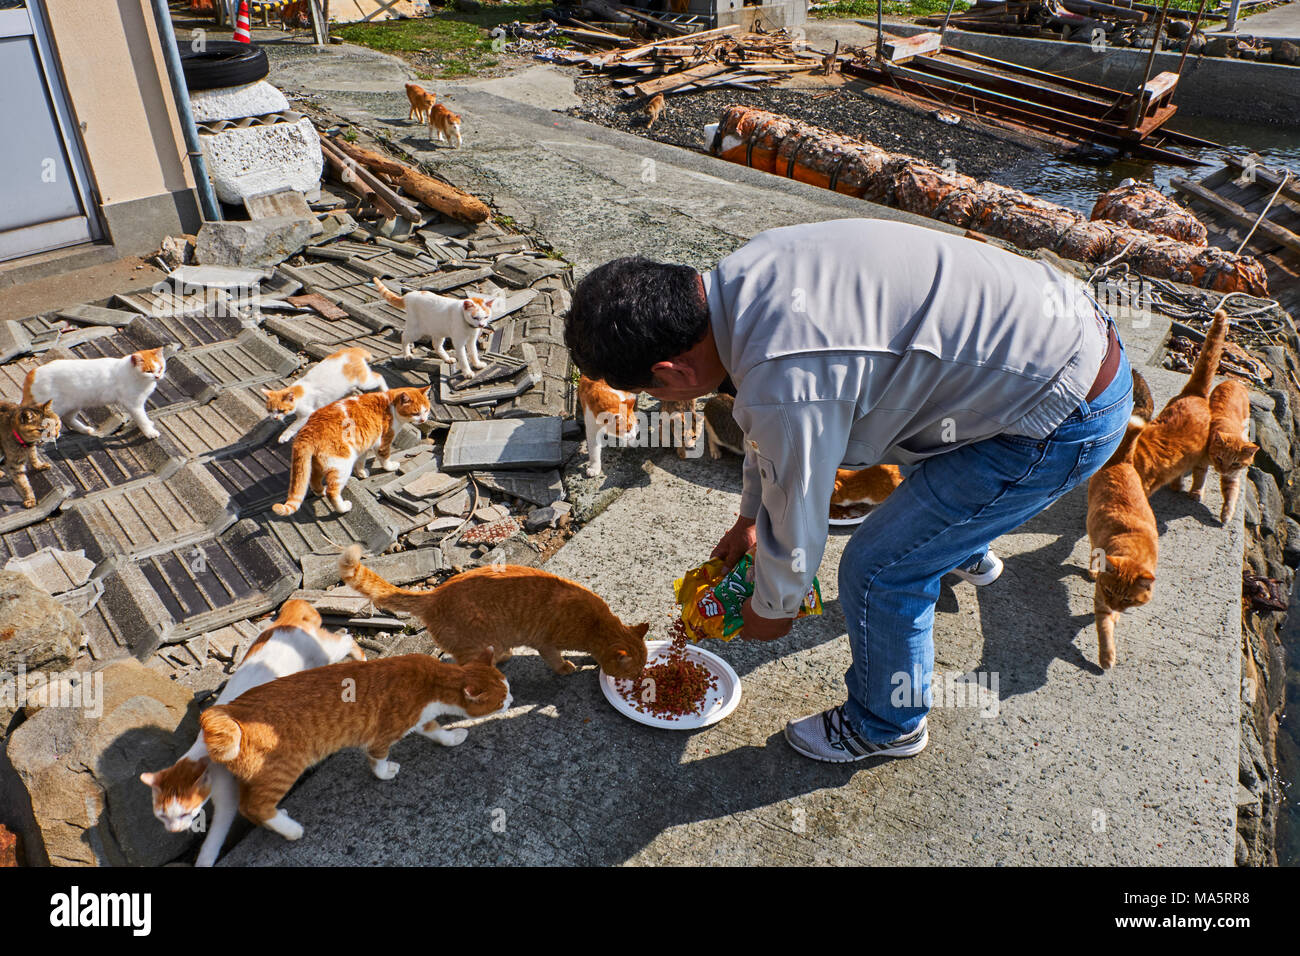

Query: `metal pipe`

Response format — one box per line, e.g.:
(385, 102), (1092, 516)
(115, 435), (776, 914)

(149, 0), (222, 223)
(1226, 0), (1242, 32)
(876, 0), (883, 59)
(1174, 0), (1209, 82)
(1132, 0), (1171, 129)
(939, 0), (960, 47)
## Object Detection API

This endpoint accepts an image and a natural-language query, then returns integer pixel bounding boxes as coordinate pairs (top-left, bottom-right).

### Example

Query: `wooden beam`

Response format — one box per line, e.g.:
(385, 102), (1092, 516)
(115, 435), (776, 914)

(1172, 176), (1300, 256)
(632, 62), (730, 97)
(882, 31), (942, 62)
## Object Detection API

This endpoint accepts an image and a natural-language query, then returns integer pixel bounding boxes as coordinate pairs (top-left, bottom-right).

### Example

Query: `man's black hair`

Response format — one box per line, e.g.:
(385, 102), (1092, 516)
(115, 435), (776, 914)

(564, 257), (709, 391)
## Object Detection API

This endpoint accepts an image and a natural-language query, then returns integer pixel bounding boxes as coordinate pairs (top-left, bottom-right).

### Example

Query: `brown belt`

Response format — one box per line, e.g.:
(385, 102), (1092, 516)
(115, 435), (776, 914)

(1085, 321), (1121, 403)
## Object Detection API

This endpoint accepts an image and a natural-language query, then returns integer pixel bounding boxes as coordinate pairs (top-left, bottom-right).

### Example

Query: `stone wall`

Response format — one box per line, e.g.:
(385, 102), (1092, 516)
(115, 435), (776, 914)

(1236, 336), (1299, 865)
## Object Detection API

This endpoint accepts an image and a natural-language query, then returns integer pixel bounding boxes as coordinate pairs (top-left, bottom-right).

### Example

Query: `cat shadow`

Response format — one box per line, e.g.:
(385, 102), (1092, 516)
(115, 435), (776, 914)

(1149, 487), (1221, 532)
(971, 490), (1106, 694)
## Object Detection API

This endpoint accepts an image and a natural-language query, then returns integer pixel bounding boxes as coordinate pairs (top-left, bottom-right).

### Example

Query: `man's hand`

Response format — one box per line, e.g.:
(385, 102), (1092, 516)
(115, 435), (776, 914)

(710, 515), (756, 570)
(740, 596), (793, 642)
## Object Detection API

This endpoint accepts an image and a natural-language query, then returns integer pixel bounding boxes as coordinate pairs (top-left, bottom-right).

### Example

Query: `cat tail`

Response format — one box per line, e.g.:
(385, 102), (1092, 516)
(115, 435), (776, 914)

(373, 277), (405, 309)
(272, 441), (312, 516)
(199, 708), (242, 762)
(1179, 310), (1229, 400)
(20, 367), (36, 405)
(339, 544), (432, 615)
(1130, 368), (1154, 423)
(1112, 418), (1146, 463)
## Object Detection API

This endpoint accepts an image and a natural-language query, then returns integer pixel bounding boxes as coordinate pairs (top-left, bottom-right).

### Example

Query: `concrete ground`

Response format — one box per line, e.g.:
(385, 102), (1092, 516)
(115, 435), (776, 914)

(1219, 1), (1300, 38)
(214, 39), (1244, 865)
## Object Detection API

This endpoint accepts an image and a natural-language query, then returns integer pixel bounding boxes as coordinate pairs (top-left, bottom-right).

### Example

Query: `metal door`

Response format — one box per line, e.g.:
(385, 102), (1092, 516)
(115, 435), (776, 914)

(0, 1), (100, 262)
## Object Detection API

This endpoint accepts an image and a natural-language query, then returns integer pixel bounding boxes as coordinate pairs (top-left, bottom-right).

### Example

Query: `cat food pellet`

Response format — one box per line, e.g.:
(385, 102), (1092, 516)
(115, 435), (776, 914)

(616, 618), (718, 719)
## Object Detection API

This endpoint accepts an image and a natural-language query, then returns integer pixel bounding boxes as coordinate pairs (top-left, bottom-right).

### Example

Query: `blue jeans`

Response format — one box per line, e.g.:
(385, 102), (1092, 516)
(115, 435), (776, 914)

(838, 343), (1134, 742)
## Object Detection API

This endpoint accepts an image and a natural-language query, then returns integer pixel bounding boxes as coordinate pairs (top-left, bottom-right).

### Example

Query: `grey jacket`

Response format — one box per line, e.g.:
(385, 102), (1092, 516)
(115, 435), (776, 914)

(701, 219), (1109, 618)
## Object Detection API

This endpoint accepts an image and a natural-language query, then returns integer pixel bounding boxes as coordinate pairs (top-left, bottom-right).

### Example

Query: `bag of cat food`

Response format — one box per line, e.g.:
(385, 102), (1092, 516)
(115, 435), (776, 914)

(674, 555), (822, 642)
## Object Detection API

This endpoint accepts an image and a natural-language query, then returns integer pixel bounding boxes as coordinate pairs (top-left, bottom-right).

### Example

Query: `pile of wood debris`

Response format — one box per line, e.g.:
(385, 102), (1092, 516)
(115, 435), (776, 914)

(549, 23), (830, 98)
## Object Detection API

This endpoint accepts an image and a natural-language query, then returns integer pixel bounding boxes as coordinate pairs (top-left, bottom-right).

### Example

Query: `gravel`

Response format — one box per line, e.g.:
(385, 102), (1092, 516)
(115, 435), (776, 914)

(567, 76), (1048, 184)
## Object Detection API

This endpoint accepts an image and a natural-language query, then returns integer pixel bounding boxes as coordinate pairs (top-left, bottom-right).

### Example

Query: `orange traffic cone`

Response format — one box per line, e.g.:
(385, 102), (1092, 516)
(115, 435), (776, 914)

(233, 0), (252, 43)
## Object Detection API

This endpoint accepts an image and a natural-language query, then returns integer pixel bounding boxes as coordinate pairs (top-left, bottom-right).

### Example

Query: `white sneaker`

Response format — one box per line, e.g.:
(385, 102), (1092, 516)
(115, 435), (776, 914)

(951, 551), (1003, 586)
(784, 705), (928, 763)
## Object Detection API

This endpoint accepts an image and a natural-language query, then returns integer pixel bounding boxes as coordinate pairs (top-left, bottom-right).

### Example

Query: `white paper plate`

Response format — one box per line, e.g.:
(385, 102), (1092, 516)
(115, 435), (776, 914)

(600, 640), (742, 730)
(828, 503), (873, 526)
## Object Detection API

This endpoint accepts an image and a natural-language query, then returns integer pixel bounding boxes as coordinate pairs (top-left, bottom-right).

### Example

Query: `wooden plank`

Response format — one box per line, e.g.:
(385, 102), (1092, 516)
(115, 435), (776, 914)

(1141, 71), (1179, 102)
(882, 31), (942, 62)
(1172, 176), (1300, 256)
(632, 62), (730, 98)
(1225, 155), (1300, 206)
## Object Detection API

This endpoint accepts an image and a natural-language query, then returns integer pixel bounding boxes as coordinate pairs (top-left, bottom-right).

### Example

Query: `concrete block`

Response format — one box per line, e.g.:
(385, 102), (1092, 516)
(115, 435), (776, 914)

(443, 417), (563, 471)
(195, 216), (319, 269)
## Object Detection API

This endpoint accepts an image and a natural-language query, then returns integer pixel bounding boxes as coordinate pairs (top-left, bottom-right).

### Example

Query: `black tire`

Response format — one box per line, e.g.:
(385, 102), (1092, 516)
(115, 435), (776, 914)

(180, 40), (269, 91)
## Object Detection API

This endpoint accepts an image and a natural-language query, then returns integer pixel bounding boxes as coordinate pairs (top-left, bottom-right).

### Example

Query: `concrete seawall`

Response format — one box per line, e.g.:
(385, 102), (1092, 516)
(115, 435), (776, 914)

(879, 21), (1300, 126)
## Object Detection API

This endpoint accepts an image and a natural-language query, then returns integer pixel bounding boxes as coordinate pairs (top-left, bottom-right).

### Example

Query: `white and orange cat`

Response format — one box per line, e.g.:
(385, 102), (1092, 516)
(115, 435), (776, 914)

(140, 600), (364, 867)
(405, 82), (436, 124)
(273, 386), (431, 516)
(199, 650), (511, 844)
(427, 102), (463, 148)
(373, 278), (498, 378)
(1131, 310), (1229, 497)
(831, 465), (904, 508)
(23, 345), (178, 439)
(264, 346), (387, 444)
(1194, 378), (1259, 523)
(339, 544), (649, 678)
(1086, 421), (1158, 669)
(578, 374), (639, 478)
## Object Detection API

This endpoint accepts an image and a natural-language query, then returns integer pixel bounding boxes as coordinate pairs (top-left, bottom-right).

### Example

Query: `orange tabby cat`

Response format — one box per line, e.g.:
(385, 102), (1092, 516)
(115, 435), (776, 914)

(427, 102), (462, 148)
(1086, 421), (1158, 669)
(405, 82), (436, 124)
(578, 374), (639, 477)
(339, 544), (649, 678)
(273, 387), (431, 516)
(200, 650), (510, 842)
(831, 465), (904, 507)
(659, 398), (700, 459)
(645, 92), (665, 128)
(1131, 310), (1229, 497)
(1192, 378), (1259, 523)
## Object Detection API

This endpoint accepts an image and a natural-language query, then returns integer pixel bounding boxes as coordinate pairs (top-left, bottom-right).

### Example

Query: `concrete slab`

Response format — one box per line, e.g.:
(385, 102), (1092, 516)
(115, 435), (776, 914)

(128, 310), (247, 350)
(153, 387), (279, 461)
(81, 519), (300, 662)
(443, 417), (564, 471)
(459, 65), (583, 112)
(45, 431), (185, 501)
(206, 442), (293, 518)
(3, 547), (95, 596)
(0, 509), (105, 569)
(175, 329), (301, 389)
(69, 463), (236, 561)
(0, 464), (72, 535)
(260, 484), (400, 559)
(474, 469), (566, 507)
(54, 303), (135, 328)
